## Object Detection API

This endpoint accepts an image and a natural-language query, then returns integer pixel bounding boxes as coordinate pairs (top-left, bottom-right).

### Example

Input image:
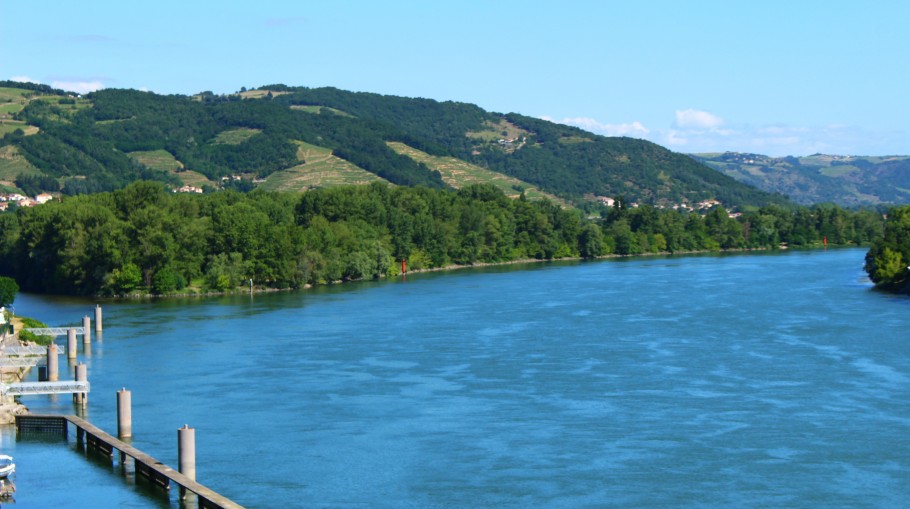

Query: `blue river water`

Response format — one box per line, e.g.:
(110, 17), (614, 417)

(2, 247), (909, 508)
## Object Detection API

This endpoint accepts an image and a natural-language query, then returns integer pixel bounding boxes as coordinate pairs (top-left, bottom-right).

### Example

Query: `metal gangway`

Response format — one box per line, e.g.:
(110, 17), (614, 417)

(23, 327), (85, 336)
(1, 380), (89, 397)
(0, 343), (60, 368)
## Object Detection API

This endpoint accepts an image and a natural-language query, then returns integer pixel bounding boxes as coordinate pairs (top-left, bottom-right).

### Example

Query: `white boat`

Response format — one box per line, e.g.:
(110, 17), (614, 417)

(0, 455), (14, 478)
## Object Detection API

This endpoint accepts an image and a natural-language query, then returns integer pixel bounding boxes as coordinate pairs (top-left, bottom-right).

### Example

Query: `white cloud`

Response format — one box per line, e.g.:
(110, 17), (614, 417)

(51, 80), (104, 94)
(675, 109), (724, 129)
(665, 130), (689, 147)
(543, 111), (905, 156)
(653, 120), (899, 156)
(10, 75), (38, 83)
(541, 116), (650, 138)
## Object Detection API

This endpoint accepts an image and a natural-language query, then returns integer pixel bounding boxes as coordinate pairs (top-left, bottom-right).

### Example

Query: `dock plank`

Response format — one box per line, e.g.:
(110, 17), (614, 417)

(25, 414), (244, 509)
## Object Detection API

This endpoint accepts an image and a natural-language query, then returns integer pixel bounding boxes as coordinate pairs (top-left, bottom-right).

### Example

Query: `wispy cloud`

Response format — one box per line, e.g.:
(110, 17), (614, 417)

(11, 74), (110, 94)
(51, 80), (105, 94)
(658, 121), (901, 156)
(542, 116), (651, 138)
(674, 109), (724, 129)
(541, 110), (902, 156)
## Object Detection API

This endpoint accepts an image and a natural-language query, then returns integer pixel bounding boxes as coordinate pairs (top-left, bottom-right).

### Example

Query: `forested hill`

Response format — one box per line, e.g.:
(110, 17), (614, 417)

(0, 81), (786, 209)
(693, 152), (910, 207)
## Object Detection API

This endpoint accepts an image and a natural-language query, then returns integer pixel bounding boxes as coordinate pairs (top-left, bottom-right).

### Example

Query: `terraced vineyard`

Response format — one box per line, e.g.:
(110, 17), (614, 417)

(128, 149), (215, 188)
(129, 149), (184, 172)
(211, 127), (261, 145)
(386, 142), (572, 207)
(258, 141), (386, 192)
(0, 87), (35, 136)
(290, 104), (353, 117)
(0, 145), (40, 182)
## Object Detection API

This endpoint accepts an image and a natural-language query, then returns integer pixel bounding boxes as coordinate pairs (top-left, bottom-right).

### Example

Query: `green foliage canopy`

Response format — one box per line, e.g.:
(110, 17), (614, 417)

(0, 182), (885, 297)
(0, 276), (18, 307)
(865, 205), (910, 292)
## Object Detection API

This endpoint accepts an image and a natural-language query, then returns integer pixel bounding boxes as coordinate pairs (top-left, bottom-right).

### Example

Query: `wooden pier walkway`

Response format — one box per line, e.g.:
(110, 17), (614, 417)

(16, 414), (244, 509)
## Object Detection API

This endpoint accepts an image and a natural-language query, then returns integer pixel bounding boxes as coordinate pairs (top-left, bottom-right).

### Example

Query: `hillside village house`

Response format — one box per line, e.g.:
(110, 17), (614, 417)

(1, 193), (49, 209)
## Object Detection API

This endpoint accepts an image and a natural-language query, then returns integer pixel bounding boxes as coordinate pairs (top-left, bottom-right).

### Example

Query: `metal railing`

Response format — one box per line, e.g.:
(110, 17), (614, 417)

(1, 380), (89, 396)
(23, 327), (84, 336)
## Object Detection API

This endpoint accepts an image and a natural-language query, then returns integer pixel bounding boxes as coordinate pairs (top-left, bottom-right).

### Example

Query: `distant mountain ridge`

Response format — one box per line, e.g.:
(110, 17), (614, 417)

(1, 81), (787, 209)
(692, 152), (910, 207)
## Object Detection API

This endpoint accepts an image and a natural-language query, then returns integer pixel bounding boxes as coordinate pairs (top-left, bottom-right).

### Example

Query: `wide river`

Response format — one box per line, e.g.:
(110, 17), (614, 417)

(2, 247), (909, 508)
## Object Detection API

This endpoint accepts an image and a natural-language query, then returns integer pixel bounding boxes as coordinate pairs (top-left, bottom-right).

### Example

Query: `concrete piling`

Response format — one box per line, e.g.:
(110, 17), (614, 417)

(82, 315), (91, 344)
(117, 388), (132, 439)
(74, 363), (88, 406)
(67, 328), (77, 360)
(47, 344), (59, 381)
(178, 424), (196, 499)
(94, 305), (102, 332)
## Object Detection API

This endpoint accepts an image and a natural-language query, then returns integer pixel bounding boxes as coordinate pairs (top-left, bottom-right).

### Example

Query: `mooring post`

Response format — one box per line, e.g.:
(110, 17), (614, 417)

(67, 328), (77, 360)
(82, 315), (91, 344)
(178, 424), (196, 499)
(117, 388), (132, 439)
(117, 388), (132, 464)
(94, 304), (103, 332)
(47, 344), (59, 381)
(74, 363), (88, 406)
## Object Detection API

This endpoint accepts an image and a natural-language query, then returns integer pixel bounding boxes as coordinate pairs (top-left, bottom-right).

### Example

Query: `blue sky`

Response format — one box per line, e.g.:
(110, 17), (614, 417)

(2, 0), (908, 156)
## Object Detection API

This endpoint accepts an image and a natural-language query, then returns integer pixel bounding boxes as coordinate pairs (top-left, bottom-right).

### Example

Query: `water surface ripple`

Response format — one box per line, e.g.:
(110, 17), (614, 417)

(10, 248), (910, 508)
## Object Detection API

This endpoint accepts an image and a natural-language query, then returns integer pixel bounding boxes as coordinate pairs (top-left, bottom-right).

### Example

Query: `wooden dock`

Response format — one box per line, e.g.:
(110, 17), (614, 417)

(16, 414), (244, 509)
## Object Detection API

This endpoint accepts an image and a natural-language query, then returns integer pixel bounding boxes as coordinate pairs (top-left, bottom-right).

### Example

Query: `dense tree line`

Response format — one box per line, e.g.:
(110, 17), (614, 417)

(864, 205), (910, 293)
(15, 173), (60, 196)
(0, 182), (884, 297)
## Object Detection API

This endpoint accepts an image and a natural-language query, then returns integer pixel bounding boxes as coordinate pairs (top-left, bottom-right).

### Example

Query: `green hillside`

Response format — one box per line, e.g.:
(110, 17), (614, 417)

(0, 80), (788, 209)
(386, 141), (571, 207)
(0, 145), (40, 181)
(693, 152), (910, 206)
(258, 141), (387, 191)
(266, 86), (787, 209)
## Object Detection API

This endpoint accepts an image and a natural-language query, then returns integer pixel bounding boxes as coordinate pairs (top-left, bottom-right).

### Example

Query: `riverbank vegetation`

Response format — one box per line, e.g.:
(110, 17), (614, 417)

(864, 205), (910, 294)
(0, 276), (17, 307)
(0, 181), (884, 297)
(16, 316), (52, 345)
